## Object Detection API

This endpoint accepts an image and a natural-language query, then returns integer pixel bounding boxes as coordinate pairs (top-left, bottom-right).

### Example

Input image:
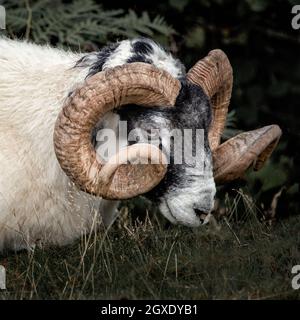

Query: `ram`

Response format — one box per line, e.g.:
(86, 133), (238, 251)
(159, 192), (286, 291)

(0, 37), (281, 251)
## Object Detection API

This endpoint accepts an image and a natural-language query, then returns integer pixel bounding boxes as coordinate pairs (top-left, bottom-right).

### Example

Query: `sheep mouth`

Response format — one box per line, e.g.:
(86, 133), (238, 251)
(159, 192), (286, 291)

(163, 197), (211, 226)
(194, 208), (211, 224)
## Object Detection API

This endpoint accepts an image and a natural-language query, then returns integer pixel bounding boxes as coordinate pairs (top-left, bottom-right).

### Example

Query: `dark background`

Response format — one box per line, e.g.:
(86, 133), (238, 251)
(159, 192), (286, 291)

(101, 0), (300, 218)
(1, 0), (300, 300)
(2, 0), (300, 217)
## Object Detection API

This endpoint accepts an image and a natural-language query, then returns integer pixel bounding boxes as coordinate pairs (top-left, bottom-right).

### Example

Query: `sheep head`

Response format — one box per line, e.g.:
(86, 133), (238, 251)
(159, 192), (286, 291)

(53, 47), (281, 223)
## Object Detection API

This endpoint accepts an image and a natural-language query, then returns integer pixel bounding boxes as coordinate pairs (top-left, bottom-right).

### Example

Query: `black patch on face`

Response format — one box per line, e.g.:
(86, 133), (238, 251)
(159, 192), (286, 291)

(132, 39), (154, 55)
(126, 55), (152, 64)
(117, 80), (213, 202)
(127, 39), (154, 64)
(77, 42), (120, 78)
(91, 126), (98, 148)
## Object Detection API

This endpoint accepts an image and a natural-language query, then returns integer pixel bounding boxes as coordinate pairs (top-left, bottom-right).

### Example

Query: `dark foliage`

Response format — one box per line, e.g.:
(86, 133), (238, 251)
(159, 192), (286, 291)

(3, 0), (298, 216)
(1, 0), (300, 300)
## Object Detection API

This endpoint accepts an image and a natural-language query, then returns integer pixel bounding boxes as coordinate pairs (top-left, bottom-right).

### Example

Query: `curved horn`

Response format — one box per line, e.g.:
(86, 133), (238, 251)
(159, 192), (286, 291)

(213, 125), (282, 184)
(187, 49), (233, 151)
(54, 63), (181, 200)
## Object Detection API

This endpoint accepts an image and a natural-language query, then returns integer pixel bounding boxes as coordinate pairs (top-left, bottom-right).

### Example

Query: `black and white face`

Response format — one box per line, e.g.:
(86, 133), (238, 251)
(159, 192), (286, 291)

(118, 81), (216, 227)
(84, 37), (216, 227)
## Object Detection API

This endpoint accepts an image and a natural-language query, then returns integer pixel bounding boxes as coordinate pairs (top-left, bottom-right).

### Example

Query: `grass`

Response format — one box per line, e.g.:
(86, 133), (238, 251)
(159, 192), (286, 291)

(0, 191), (299, 300)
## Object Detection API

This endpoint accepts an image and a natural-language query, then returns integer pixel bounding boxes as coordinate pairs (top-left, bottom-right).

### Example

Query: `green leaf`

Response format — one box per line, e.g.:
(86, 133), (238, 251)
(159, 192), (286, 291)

(223, 111), (243, 140)
(185, 26), (205, 49)
(3, 0), (175, 49)
(246, 0), (269, 12)
(169, 0), (189, 12)
(268, 76), (290, 98)
(288, 0), (300, 5)
(287, 183), (299, 195)
(248, 156), (292, 192)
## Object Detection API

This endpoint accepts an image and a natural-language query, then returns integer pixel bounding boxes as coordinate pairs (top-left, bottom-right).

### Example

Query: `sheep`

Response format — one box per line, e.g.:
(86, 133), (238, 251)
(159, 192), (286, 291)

(0, 37), (281, 251)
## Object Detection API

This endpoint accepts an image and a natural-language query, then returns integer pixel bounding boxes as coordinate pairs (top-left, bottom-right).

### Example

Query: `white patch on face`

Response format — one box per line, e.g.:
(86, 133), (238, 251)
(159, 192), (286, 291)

(102, 40), (132, 70)
(103, 38), (185, 79)
(159, 157), (216, 227)
(149, 114), (171, 127)
(146, 44), (184, 79)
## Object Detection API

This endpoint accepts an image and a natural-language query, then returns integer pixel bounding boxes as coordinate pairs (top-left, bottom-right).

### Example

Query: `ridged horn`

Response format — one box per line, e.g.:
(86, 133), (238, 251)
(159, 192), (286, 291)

(54, 63), (181, 199)
(187, 49), (233, 151)
(213, 125), (282, 184)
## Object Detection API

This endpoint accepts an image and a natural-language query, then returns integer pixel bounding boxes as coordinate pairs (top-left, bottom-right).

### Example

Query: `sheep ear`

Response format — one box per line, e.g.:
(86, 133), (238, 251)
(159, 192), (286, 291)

(212, 125), (282, 185)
